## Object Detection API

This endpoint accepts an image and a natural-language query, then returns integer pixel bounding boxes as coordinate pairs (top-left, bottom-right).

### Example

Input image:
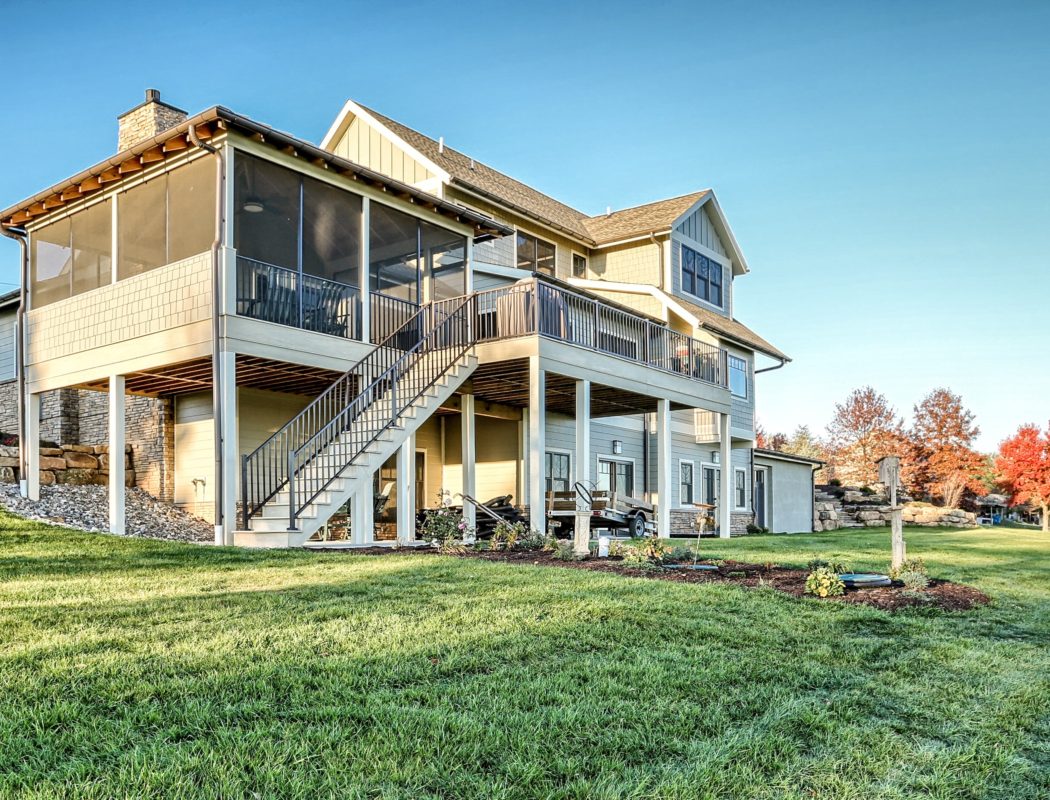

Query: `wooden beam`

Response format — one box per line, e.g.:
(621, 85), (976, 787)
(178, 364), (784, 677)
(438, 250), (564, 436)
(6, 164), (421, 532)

(140, 146), (165, 164)
(42, 195), (63, 209)
(78, 176), (103, 192)
(99, 168), (121, 184)
(194, 124), (214, 139)
(60, 187), (81, 201)
(163, 136), (189, 153)
(118, 158), (143, 174)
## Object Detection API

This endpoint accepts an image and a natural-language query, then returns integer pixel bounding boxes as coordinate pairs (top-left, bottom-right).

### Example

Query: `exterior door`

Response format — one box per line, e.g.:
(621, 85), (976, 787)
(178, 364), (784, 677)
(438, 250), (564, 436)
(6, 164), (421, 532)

(415, 451), (426, 510)
(702, 466), (720, 508)
(754, 468), (767, 528)
(598, 459), (634, 496)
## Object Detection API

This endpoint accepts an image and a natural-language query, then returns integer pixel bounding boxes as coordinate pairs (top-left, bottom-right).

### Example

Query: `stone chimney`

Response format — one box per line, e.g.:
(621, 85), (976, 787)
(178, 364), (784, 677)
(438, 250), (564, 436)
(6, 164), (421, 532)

(117, 89), (188, 151)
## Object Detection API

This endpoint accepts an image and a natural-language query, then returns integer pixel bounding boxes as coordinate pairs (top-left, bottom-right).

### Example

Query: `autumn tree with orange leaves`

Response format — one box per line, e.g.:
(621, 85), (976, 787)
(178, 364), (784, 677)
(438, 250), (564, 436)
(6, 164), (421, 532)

(826, 387), (908, 486)
(910, 388), (984, 508)
(996, 424), (1050, 532)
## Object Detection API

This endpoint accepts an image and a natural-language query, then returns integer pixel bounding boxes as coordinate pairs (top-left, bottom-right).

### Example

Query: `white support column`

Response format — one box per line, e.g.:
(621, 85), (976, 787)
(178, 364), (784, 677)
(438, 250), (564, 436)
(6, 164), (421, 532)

(461, 392), (476, 541)
(656, 398), (672, 538)
(359, 197), (371, 343)
(719, 411), (732, 538)
(573, 379), (591, 555)
(518, 411), (528, 508)
(396, 434), (415, 544)
(218, 352), (238, 545)
(352, 478), (374, 545)
(527, 356), (546, 533)
(23, 392), (40, 501)
(108, 375), (126, 535)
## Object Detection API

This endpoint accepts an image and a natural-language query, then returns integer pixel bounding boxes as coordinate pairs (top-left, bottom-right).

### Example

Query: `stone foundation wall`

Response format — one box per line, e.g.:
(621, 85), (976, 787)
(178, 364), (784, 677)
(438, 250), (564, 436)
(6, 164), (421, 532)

(667, 509), (755, 536)
(0, 443), (135, 487)
(0, 380), (173, 500)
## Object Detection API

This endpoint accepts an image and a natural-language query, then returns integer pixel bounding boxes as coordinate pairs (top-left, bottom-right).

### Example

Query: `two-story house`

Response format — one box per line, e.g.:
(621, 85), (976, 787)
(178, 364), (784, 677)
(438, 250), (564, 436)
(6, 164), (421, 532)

(0, 91), (811, 548)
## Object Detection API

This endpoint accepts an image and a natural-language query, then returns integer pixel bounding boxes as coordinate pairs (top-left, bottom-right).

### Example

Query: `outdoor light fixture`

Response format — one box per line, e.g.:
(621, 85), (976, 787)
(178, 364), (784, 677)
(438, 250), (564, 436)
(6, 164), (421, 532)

(612, 440), (623, 455)
(242, 199), (265, 213)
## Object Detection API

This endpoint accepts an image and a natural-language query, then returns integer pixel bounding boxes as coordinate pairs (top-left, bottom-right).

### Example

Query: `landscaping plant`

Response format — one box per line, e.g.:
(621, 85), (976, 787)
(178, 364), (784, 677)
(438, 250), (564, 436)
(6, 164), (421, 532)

(419, 492), (472, 553)
(805, 566), (846, 598)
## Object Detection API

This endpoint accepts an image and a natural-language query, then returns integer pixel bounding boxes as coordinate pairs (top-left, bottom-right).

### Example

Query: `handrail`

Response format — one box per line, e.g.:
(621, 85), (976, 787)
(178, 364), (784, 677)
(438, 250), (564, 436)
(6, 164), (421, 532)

(472, 277), (729, 387)
(242, 292), (477, 530)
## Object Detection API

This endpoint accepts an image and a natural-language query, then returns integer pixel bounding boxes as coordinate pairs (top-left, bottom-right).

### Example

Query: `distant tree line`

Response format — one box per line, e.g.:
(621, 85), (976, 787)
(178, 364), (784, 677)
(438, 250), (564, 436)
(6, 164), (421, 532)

(757, 386), (1050, 528)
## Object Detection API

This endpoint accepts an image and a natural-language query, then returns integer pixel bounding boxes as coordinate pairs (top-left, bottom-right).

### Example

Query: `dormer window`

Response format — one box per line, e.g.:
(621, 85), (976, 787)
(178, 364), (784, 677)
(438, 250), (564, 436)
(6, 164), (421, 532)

(517, 231), (555, 275)
(681, 244), (724, 308)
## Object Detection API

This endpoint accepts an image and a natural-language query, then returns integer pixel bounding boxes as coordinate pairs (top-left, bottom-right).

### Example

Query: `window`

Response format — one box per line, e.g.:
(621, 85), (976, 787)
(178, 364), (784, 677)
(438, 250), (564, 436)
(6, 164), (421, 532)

(572, 252), (587, 278)
(369, 201), (421, 303)
(681, 244), (725, 308)
(234, 153), (301, 271)
(517, 231), (555, 275)
(420, 220), (466, 301)
(598, 459), (634, 495)
(30, 199), (115, 309)
(735, 469), (747, 509)
(119, 156), (216, 280)
(680, 461), (695, 506)
(545, 452), (571, 493)
(302, 175), (362, 286)
(729, 355), (748, 398)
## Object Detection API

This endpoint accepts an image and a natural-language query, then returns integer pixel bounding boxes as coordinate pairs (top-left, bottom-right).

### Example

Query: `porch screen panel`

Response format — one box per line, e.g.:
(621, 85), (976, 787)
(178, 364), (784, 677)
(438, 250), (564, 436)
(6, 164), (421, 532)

(30, 217), (72, 308)
(233, 153), (300, 271)
(302, 176), (361, 286)
(118, 176), (167, 279)
(420, 221), (465, 301)
(168, 156), (216, 263)
(369, 202), (420, 303)
(71, 199), (112, 296)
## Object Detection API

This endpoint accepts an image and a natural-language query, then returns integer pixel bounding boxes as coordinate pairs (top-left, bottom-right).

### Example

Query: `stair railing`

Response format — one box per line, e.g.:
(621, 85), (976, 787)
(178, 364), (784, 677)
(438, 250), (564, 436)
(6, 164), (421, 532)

(241, 293), (477, 531)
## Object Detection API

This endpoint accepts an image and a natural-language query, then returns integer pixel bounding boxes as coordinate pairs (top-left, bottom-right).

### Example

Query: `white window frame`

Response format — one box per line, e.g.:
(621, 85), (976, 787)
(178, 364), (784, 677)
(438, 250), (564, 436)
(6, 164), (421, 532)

(678, 458), (696, 508)
(570, 250), (588, 279)
(700, 462), (720, 507)
(734, 467), (748, 511)
(544, 448), (573, 494)
(728, 354), (749, 399)
(597, 454), (637, 497)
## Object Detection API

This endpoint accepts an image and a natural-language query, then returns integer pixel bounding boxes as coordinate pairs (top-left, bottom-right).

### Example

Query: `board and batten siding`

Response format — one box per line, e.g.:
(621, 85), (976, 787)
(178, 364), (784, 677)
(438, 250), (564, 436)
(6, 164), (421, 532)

(329, 115), (437, 188)
(670, 203), (732, 318)
(0, 308), (15, 383)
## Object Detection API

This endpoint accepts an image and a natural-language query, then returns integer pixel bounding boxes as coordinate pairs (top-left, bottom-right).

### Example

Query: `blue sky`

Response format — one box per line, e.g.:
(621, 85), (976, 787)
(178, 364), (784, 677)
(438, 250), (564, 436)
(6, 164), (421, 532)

(1, 0), (1046, 451)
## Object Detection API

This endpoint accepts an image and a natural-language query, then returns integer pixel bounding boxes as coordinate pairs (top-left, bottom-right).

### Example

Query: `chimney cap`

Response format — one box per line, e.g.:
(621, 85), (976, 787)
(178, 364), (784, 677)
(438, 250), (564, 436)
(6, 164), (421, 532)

(117, 88), (187, 119)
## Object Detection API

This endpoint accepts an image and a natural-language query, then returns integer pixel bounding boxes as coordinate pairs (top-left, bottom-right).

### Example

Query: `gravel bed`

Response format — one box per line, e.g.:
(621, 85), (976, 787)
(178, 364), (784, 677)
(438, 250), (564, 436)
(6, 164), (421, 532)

(0, 484), (214, 544)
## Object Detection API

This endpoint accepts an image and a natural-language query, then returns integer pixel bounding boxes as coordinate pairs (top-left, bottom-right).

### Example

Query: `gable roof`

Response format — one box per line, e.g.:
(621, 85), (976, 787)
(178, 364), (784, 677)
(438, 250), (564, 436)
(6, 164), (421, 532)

(322, 100), (723, 251)
(582, 192), (710, 245)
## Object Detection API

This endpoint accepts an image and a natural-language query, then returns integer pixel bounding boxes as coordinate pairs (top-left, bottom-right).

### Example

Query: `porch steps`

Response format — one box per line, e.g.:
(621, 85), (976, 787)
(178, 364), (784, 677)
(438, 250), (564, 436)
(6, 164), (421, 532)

(234, 352), (476, 548)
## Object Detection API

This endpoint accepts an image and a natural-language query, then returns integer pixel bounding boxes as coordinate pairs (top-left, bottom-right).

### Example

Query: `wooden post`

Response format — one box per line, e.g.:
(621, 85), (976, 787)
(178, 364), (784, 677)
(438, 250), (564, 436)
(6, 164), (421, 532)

(879, 456), (905, 569)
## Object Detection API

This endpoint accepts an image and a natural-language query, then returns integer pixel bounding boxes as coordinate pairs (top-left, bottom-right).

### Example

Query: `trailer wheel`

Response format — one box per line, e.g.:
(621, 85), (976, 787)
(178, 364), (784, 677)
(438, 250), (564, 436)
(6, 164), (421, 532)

(627, 513), (646, 538)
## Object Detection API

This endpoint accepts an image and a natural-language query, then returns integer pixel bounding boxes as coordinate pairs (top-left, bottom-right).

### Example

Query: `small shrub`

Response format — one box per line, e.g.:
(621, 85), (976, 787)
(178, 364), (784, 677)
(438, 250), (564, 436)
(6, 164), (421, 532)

(828, 478), (842, 487)
(805, 567), (846, 598)
(860, 485), (876, 496)
(665, 546), (698, 563)
(808, 556), (851, 574)
(548, 539), (577, 561)
(889, 557), (928, 581)
(745, 523), (769, 534)
(419, 493), (472, 553)
(613, 538), (668, 570)
(897, 570), (930, 591)
(489, 520), (524, 551)
(515, 526), (549, 551)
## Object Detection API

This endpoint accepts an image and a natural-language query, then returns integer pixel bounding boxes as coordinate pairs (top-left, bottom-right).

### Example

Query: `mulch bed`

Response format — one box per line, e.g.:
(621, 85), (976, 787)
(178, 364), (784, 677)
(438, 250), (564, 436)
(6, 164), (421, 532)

(319, 546), (990, 612)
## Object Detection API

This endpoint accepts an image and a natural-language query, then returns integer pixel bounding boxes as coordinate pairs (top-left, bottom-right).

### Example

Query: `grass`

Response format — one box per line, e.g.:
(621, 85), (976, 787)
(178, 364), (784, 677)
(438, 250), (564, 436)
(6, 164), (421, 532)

(0, 514), (1047, 799)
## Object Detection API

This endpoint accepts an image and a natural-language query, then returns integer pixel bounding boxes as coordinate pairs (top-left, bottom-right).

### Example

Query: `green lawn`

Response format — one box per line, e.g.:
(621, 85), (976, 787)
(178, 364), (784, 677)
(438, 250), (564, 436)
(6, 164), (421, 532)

(0, 514), (1047, 799)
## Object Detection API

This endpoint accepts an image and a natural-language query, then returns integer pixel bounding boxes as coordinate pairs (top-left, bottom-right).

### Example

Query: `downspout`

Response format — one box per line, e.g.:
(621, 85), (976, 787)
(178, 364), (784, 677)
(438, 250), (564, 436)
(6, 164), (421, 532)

(642, 412), (651, 503)
(188, 124), (227, 543)
(650, 233), (663, 291)
(0, 226), (28, 490)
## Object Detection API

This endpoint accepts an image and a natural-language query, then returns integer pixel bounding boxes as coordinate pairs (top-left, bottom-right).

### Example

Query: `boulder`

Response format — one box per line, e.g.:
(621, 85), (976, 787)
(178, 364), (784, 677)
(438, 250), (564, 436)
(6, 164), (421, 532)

(55, 468), (100, 486)
(0, 466), (15, 483)
(40, 457), (67, 470)
(39, 447), (64, 457)
(39, 470), (56, 485)
(0, 445), (18, 458)
(0, 457), (18, 469)
(62, 444), (95, 454)
(64, 452), (100, 470)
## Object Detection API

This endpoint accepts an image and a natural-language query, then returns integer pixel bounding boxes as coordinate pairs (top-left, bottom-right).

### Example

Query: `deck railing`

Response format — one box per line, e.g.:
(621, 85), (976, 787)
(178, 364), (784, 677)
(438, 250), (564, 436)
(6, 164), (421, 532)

(474, 278), (728, 387)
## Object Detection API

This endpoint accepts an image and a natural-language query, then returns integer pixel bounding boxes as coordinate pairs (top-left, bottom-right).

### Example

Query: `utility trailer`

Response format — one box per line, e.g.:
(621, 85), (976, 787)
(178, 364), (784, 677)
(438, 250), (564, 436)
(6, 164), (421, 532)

(546, 484), (656, 538)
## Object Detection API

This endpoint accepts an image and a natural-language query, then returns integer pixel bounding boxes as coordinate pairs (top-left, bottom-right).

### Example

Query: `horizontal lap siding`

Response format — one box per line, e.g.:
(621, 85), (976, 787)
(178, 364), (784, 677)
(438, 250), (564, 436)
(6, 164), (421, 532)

(0, 309), (14, 383)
